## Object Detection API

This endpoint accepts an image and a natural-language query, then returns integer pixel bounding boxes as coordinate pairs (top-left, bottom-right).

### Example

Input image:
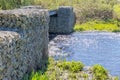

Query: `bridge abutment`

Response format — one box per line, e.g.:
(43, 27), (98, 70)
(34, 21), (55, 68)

(49, 6), (75, 33)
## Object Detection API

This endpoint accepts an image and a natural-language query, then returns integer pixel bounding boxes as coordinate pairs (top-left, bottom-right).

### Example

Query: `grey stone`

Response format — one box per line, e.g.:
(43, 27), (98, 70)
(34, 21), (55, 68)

(49, 6), (75, 33)
(0, 9), (49, 80)
(0, 6), (75, 80)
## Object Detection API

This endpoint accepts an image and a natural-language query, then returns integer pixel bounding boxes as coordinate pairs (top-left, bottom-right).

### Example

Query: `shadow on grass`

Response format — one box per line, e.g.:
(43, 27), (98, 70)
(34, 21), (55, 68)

(22, 57), (50, 80)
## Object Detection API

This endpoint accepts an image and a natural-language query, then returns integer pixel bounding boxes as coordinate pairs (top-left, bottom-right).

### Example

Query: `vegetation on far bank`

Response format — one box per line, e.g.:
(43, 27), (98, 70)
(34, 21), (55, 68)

(113, 4), (120, 20)
(23, 58), (119, 80)
(1, 0), (120, 32)
(0, 0), (118, 9)
(73, 1), (120, 32)
(74, 20), (120, 32)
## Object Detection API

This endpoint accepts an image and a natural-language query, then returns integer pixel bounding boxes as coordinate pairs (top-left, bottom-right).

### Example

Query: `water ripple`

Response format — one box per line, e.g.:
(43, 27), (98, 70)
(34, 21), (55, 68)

(49, 32), (120, 76)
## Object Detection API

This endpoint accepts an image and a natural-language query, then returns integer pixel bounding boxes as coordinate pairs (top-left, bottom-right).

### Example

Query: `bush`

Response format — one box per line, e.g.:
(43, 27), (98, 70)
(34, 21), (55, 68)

(74, 1), (113, 23)
(112, 29), (120, 32)
(0, 0), (34, 10)
(23, 58), (84, 80)
(113, 4), (120, 20)
(23, 71), (49, 80)
(23, 58), (118, 80)
(0, 0), (17, 9)
(57, 60), (84, 72)
(92, 64), (108, 80)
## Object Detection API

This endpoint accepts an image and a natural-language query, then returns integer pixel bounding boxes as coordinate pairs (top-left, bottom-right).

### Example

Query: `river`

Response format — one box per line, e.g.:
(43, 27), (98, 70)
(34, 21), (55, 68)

(49, 32), (120, 76)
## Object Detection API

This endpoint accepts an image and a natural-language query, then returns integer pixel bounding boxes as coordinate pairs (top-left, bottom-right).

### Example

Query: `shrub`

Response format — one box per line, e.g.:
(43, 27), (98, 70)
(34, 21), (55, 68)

(74, 1), (113, 23)
(57, 60), (84, 72)
(23, 71), (48, 80)
(69, 73), (77, 79)
(0, 0), (16, 9)
(23, 58), (118, 80)
(0, 0), (34, 10)
(92, 64), (108, 80)
(114, 77), (119, 80)
(113, 4), (120, 20)
(112, 29), (120, 32)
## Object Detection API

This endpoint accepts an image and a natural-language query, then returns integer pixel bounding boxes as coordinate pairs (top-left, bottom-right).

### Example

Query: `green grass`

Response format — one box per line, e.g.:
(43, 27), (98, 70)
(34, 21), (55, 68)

(57, 60), (84, 72)
(23, 58), (119, 80)
(0, 0), (80, 9)
(92, 64), (108, 80)
(23, 71), (48, 80)
(23, 58), (84, 80)
(0, 0), (118, 9)
(74, 20), (120, 32)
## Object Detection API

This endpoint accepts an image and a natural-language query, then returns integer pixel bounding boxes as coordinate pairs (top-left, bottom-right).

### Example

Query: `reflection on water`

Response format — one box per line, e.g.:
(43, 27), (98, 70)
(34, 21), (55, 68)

(49, 32), (120, 76)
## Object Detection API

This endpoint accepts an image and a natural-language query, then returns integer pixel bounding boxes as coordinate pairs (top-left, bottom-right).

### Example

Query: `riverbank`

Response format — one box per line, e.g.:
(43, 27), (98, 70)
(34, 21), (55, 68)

(23, 58), (118, 80)
(22, 31), (120, 80)
(74, 20), (120, 32)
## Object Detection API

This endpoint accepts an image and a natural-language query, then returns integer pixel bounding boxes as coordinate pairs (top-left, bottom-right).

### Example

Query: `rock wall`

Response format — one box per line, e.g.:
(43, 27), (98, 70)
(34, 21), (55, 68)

(49, 6), (75, 34)
(0, 6), (75, 80)
(0, 9), (49, 80)
(20, 6), (75, 34)
(49, 15), (57, 33)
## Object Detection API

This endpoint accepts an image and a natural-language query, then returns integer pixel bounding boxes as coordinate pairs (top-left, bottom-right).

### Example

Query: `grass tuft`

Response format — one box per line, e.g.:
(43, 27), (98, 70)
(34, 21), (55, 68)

(57, 60), (84, 72)
(23, 58), (119, 80)
(92, 64), (108, 80)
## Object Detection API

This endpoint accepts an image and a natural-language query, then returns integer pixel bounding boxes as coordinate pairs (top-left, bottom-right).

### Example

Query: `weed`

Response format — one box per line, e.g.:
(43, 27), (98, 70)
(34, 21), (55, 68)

(92, 64), (108, 80)
(57, 60), (84, 72)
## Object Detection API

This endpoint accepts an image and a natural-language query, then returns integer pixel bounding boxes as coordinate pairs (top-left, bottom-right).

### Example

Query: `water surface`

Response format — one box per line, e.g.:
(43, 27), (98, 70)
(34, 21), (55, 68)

(49, 32), (120, 76)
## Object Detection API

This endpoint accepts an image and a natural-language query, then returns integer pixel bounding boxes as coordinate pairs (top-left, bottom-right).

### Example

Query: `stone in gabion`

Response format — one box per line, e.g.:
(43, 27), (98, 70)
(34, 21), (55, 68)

(0, 8), (49, 80)
(49, 6), (75, 33)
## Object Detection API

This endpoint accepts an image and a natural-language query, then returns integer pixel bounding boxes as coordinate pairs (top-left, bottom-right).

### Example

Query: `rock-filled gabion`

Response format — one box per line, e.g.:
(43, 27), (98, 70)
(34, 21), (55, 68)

(49, 6), (75, 33)
(20, 6), (75, 34)
(0, 9), (49, 80)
